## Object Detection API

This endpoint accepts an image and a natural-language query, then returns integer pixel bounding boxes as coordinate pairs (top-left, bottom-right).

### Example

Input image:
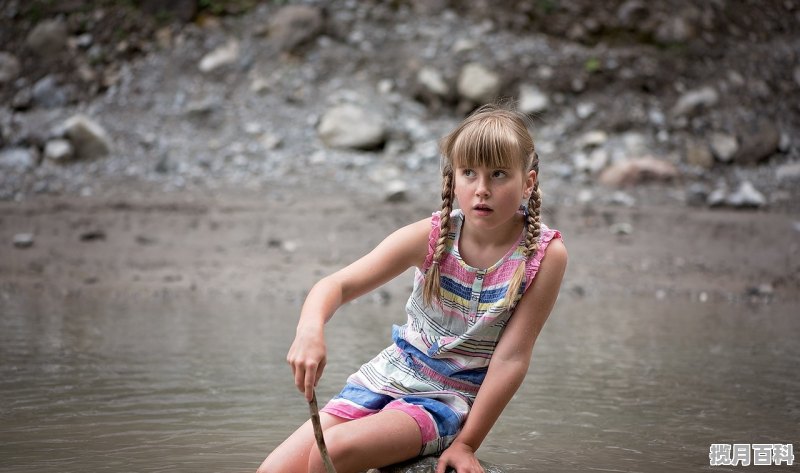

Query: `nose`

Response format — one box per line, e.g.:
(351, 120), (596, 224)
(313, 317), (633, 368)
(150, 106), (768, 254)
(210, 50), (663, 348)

(475, 176), (490, 197)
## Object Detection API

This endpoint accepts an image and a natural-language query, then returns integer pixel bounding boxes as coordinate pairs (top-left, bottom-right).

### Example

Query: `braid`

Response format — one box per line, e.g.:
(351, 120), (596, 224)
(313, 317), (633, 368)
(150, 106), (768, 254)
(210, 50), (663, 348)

(423, 166), (454, 307)
(502, 152), (542, 309)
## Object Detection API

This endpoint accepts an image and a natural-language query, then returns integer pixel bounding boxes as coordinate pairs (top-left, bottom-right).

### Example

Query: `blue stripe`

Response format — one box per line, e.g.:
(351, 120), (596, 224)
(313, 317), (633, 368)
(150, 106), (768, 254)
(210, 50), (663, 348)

(440, 276), (472, 300)
(392, 326), (487, 385)
(404, 396), (461, 437)
(478, 285), (509, 303)
(334, 383), (394, 410)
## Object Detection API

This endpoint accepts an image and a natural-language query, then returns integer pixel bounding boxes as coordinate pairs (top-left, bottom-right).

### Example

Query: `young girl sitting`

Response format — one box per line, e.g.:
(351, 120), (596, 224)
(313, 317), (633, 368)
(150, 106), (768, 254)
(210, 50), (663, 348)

(258, 104), (568, 473)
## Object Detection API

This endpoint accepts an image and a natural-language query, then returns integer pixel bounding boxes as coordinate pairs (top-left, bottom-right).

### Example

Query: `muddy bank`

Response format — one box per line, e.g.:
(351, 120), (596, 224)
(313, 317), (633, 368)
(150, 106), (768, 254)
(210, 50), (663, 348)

(2, 188), (797, 306)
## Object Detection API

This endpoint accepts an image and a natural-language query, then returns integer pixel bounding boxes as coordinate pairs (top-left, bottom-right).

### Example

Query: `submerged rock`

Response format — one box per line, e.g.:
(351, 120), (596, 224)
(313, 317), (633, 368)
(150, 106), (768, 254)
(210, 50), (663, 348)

(374, 455), (505, 473)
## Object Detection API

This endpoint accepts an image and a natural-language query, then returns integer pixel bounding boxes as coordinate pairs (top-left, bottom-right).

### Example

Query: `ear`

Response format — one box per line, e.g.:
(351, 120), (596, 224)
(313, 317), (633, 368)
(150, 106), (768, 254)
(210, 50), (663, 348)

(524, 169), (537, 196)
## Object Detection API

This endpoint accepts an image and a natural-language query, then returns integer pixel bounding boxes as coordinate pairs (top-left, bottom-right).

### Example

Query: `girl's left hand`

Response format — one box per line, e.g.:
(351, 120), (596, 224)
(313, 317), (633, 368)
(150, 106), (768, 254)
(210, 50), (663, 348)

(436, 441), (484, 473)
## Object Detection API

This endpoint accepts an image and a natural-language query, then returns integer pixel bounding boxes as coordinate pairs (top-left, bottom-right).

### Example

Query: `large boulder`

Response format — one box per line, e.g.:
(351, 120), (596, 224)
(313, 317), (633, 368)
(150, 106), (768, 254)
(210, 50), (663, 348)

(599, 156), (679, 187)
(268, 5), (324, 53)
(457, 63), (501, 104)
(318, 104), (387, 150)
(62, 114), (112, 160)
(25, 19), (68, 58)
(0, 52), (21, 84)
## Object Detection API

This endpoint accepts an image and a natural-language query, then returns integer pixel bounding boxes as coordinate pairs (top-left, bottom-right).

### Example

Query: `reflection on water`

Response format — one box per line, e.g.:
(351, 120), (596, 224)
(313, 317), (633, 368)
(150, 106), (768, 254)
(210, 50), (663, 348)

(1, 290), (798, 472)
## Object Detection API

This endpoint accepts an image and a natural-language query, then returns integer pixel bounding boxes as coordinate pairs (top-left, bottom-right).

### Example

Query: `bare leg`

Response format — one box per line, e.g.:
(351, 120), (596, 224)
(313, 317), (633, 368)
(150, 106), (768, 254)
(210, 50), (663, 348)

(308, 410), (422, 473)
(257, 412), (348, 473)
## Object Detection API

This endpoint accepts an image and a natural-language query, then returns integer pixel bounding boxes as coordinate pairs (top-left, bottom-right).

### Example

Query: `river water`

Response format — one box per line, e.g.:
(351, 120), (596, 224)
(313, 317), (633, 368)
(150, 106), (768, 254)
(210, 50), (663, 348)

(1, 289), (797, 473)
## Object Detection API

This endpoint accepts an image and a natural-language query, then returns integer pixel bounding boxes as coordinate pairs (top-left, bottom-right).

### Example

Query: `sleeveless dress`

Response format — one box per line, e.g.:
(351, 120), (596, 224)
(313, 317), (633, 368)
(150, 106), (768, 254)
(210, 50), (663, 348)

(321, 209), (563, 455)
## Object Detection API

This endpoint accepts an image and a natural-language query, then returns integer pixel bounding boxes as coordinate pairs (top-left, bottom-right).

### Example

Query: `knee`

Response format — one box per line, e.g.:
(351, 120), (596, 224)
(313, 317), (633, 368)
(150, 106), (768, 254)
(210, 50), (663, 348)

(255, 455), (275, 473)
(307, 429), (354, 473)
(258, 450), (301, 473)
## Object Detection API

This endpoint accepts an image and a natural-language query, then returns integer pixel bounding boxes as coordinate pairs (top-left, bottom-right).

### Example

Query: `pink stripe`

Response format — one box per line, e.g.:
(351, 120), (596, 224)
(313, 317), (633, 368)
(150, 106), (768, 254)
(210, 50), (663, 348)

(321, 401), (375, 420)
(383, 400), (438, 444)
(392, 345), (480, 393)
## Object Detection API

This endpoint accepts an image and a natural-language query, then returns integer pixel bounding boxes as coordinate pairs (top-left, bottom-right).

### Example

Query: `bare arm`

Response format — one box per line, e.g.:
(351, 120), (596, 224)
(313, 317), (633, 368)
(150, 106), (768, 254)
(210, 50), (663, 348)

(436, 238), (567, 473)
(287, 217), (432, 401)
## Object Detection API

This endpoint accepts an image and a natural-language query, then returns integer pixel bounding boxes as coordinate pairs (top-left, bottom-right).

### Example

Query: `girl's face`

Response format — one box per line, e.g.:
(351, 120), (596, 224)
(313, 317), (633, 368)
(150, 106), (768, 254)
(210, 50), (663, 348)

(453, 163), (536, 232)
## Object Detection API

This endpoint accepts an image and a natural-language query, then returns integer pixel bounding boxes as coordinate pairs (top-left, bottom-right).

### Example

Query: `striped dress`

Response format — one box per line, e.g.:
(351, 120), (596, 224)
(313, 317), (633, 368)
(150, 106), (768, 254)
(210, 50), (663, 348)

(321, 209), (563, 455)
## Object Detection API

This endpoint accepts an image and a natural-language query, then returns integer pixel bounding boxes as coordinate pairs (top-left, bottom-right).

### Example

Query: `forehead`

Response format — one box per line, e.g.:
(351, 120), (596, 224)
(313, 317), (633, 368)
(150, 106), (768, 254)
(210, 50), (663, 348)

(450, 129), (524, 170)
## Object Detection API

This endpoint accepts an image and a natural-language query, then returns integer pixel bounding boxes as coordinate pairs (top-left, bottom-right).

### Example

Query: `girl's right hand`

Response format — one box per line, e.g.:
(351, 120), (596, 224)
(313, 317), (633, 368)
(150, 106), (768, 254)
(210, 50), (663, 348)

(286, 325), (327, 402)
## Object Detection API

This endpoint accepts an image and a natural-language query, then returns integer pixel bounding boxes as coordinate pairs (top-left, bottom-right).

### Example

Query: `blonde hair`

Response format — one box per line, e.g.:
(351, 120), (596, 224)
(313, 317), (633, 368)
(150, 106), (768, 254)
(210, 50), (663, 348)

(423, 104), (542, 310)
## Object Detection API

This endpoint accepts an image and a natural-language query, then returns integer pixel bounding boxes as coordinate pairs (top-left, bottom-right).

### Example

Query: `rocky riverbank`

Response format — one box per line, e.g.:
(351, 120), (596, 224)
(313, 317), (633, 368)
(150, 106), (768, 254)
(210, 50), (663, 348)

(1, 0), (799, 212)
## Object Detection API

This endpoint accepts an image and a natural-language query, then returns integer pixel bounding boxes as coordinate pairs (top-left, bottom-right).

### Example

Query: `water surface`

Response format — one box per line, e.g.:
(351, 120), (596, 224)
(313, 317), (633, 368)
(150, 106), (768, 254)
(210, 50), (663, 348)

(1, 290), (797, 472)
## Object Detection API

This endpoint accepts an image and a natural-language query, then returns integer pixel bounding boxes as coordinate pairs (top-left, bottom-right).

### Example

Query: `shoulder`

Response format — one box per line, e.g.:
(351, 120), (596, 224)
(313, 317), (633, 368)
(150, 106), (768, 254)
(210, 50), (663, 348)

(523, 226), (566, 290)
(389, 216), (435, 269)
(540, 237), (567, 272)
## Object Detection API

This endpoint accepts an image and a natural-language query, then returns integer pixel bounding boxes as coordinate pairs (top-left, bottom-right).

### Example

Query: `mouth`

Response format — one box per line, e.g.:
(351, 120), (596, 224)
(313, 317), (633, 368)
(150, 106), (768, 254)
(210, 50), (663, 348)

(473, 204), (493, 213)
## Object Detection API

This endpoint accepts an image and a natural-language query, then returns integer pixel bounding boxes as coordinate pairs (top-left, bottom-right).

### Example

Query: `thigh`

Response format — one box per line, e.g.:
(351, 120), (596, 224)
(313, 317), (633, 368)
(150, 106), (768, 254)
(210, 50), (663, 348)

(257, 412), (347, 473)
(309, 409), (422, 473)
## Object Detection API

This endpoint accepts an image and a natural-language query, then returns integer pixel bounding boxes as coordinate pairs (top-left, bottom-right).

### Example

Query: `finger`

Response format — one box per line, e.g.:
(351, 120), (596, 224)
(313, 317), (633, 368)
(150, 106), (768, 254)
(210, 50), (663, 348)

(304, 362), (318, 401)
(314, 359), (326, 386)
(293, 362), (305, 394)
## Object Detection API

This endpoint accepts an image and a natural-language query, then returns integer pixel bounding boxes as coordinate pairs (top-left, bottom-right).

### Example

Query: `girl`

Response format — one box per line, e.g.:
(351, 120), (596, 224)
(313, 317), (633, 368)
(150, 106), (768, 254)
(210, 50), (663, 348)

(258, 104), (567, 473)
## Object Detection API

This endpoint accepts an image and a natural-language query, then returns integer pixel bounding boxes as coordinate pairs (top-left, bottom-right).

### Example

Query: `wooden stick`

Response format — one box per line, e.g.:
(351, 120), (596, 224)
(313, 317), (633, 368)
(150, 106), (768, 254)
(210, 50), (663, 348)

(309, 390), (337, 473)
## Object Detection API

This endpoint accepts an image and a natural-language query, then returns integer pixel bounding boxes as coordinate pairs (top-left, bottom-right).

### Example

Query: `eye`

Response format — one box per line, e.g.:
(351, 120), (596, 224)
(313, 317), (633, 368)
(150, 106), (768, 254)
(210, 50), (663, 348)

(492, 170), (508, 178)
(462, 169), (475, 177)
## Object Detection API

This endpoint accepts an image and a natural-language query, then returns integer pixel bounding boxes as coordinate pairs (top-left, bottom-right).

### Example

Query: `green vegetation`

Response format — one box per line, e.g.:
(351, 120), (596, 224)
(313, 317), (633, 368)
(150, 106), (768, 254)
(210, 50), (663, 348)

(584, 57), (601, 73)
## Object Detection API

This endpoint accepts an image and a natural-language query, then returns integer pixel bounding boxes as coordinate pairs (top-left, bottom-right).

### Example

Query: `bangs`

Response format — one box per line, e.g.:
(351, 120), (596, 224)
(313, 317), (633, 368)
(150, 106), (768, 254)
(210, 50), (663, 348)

(448, 116), (527, 170)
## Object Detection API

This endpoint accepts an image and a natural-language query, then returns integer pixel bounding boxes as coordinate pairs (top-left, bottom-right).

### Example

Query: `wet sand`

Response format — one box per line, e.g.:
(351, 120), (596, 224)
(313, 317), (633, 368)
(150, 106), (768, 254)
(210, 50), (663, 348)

(2, 187), (797, 305)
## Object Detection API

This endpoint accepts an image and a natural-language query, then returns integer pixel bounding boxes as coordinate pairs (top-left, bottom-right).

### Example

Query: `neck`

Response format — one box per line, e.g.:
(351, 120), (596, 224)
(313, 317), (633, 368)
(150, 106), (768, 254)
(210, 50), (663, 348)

(461, 212), (524, 249)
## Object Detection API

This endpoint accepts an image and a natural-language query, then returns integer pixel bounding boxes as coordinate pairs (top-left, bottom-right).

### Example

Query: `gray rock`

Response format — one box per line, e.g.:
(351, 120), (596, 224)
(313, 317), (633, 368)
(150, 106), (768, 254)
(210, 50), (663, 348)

(199, 40), (240, 73)
(654, 16), (695, 44)
(610, 191), (636, 207)
(518, 84), (549, 114)
(32, 75), (68, 109)
(25, 19), (68, 58)
(576, 102), (596, 119)
(13, 233), (34, 249)
(457, 63), (501, 104)
(577, 130), (608, 149)
(573, 148), (608, 174)
(0, 51), (21, 84)
(709, 132), (738, 163)
(11, 87), (33, 110)
(384, 180), (409, 203)
(671, 86), (718, 117)
(318, 104), (387, 150)
(778, 132), (791, 153)
(610, 222), (634, 235)
(44, 139), (74, 162)
(732, 120), (779, 165)
(417, 67), (449, 97)
(374, 454), (505, 473)
(776, 162), (800, 182)
(794, 65), (800, 88)
(685, 139), (714, 169)
(686, 182), (710, 207)
(268, 5), (324, 53)
(727, 181), (766, 208)
(62, 114), (112, 160)
(0, 147), (38, 171)
(617, 0), (650, 28)
(707, 185), (728, 207)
